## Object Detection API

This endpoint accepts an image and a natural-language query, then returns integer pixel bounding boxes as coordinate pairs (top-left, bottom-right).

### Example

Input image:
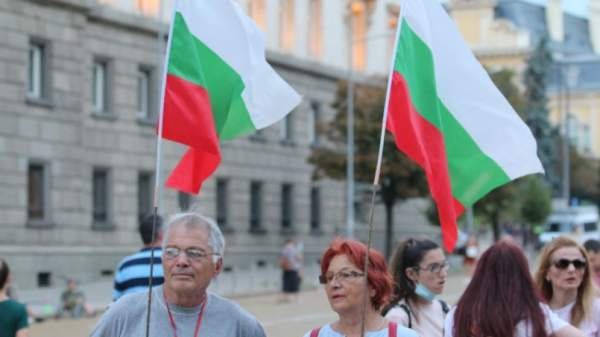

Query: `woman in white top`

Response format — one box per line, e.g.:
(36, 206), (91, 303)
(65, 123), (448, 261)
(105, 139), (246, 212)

(302, 238), (418, 337)
(444, 240), (584, 337)
(384, 239), (449, 337)
(535, 236), (600, 337)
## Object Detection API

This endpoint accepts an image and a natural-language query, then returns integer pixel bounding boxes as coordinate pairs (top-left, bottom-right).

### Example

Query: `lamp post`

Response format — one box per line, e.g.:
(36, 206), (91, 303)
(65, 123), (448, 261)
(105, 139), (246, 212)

(562, 63), (579, 208)
(346, 2), (356, 238)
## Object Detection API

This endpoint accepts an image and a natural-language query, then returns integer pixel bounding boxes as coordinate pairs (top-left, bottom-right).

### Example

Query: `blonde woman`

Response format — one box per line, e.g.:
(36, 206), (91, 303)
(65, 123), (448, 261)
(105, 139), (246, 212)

(535, 237), (600, 336)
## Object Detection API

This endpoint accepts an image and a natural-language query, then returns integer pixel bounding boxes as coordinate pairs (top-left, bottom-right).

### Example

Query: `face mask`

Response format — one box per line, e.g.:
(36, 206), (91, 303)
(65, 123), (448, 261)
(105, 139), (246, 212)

(414, 283), (436, 302)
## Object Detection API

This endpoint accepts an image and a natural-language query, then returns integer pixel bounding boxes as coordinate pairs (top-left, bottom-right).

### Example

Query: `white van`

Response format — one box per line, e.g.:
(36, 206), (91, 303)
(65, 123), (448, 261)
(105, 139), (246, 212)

(538, 206), (600, 247)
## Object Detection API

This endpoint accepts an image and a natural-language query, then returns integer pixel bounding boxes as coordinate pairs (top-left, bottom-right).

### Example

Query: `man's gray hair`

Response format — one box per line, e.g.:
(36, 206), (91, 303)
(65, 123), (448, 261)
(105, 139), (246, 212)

(162, 212), (225, 259)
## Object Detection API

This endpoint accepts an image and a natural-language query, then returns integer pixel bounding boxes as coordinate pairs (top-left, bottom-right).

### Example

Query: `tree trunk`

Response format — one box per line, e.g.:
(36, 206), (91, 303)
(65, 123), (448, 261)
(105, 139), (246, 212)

(492, 212), (501, 242)
(385, 201), (394, 258)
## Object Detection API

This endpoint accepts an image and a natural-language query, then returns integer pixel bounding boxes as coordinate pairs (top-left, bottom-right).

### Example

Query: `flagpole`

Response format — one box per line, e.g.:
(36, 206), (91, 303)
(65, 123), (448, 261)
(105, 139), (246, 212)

(359, 8), (404, 337)
(146, 1), (177, 337)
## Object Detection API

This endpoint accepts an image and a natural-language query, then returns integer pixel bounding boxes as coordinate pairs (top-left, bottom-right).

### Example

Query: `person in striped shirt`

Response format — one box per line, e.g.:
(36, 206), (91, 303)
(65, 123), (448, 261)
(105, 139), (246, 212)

(113, 214), (164, 300)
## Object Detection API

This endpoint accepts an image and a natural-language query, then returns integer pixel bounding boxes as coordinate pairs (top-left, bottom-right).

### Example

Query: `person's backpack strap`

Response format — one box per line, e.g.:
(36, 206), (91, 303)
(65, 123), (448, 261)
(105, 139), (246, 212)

(309, 327), (321, 337)
(398, 303), (412, 328)
(439, 299), (450, 314)
(388, 321), (398, 337)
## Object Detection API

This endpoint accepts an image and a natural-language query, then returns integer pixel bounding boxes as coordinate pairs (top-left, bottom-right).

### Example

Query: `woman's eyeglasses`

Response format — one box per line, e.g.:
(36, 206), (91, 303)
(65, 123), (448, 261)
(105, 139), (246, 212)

(319, 270), (364, 284)
(552, 258), (587, 270)
(414, 260), (450, 274)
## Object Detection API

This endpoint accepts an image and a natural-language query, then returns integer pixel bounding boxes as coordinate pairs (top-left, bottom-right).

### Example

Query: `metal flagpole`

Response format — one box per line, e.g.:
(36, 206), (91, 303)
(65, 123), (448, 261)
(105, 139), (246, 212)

(359, 8), (403, 337)
(146, 1), (177, 336)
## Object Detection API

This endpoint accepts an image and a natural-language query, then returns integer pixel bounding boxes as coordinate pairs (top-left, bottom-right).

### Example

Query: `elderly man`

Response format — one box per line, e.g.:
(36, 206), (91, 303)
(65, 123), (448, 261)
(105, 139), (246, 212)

(91, 212), (266, 337)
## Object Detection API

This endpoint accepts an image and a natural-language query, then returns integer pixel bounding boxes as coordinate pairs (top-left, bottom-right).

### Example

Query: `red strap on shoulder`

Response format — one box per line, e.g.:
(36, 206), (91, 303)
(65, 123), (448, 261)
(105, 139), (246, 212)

(388, 321), (397, 337)
(310, 327), (320, 337)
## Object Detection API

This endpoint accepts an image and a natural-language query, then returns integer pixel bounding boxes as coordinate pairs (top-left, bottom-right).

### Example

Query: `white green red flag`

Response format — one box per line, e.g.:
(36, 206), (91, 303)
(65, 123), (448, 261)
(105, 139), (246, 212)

(387, 0), (543, 251)
(161, 0), (301, 194)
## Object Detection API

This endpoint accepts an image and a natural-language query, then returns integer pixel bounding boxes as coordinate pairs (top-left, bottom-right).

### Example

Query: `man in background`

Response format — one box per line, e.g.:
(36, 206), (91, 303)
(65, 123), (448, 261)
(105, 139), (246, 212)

(113, 214), (164, 300)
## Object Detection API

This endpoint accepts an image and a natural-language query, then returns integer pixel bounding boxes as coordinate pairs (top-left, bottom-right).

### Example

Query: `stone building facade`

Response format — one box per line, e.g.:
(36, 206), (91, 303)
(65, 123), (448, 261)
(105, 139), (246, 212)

(0, 0), (434, 289)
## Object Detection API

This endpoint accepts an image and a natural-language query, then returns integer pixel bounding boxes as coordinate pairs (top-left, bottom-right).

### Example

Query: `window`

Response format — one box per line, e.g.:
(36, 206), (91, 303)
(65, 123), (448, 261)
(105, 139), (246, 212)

(281, 114), (294, 142)
(567, 115), (578, 147)
(216, 178), (228, 227)
(350, 1), (367, 70)
(582, 125), (591, 152)
(310, 187), (321, 231)
(178, 192), (191, 211)
(137, 67), (154, 120)
(27, 162), (47, 221)
(308, 101), (321, 145)
(138, 171), (153, 223)
(250, 181), (263, 231)
(92, 168), (110, 226)
(27, 41), (47, 99)
(136, 0), (160, 16)
(92, 59), (109, 114)
(248, 0), (267, 31)
(387, 6), (399, 66)
(281, 183), (294, 229)
(279, 0), (295, 52)
(308, 0), (322, 58)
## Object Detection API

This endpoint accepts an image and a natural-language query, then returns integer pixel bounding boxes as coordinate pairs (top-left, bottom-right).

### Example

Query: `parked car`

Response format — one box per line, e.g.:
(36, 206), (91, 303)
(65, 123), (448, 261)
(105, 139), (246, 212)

(537, 206), (599, 248)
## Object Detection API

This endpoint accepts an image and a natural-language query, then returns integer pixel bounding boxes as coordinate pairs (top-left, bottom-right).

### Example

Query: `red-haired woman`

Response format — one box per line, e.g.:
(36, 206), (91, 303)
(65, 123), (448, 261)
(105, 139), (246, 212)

(303, 238), (418, 337)
(444, 240), (584, 337)
(534, 237), (600, 336)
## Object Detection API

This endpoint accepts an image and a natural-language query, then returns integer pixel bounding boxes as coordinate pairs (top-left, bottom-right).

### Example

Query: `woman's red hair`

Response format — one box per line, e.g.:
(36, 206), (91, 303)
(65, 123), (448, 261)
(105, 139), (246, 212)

(320, 238), (393, 310)
(453, 240), (547, 337)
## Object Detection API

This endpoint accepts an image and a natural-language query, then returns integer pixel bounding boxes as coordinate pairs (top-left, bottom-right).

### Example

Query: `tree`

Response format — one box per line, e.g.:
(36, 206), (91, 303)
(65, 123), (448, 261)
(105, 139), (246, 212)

(522, 37), (560, 193)
(471, 69), (528, 241)
(520, 175), (552, 245)
(308, 81), (427, 257)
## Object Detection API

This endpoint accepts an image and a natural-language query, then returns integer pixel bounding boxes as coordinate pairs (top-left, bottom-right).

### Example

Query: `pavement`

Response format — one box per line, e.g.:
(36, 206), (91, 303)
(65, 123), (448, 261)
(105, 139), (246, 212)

(26, 267), (470, 337)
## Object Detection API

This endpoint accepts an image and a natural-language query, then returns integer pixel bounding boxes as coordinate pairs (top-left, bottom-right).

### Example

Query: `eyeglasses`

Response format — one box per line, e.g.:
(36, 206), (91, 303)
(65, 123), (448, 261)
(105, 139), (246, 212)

(319, 270), (364, 284)
(415, 260), (450, 274)
(163, 247), (219, 261)
(552, 258), (586, 270)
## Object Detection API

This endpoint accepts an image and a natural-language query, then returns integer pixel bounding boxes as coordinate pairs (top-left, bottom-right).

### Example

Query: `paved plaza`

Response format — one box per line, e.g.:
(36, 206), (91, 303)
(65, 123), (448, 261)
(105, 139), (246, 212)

(27, 270), (469, 337)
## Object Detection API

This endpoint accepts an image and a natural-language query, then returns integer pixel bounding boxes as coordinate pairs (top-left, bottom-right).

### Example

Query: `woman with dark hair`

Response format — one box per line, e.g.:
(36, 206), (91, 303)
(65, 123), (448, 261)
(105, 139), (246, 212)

(534, 237), (600, 336)
(384, 238), (449, 337)
(444, 240), (584, 337)
(302, 238), (418, 337)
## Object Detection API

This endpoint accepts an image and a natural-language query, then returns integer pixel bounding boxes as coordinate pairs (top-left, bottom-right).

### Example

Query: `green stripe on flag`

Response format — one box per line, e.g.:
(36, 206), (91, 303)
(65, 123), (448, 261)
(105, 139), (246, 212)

(394, 20), (511, 206)
(168, 12), (256, 139)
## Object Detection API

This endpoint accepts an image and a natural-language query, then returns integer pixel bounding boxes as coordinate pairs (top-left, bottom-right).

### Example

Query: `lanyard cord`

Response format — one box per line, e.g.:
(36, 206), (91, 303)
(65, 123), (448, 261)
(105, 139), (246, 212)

(163, 291), (207, 337)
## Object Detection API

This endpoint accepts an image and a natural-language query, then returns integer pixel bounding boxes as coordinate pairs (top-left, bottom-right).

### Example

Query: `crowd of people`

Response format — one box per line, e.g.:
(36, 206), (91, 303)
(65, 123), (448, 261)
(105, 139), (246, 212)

(2, 210), (600, 337)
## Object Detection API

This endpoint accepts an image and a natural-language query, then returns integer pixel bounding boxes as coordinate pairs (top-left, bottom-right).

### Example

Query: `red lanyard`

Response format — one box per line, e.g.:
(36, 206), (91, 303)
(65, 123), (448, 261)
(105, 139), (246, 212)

(164, 291), (207, 337)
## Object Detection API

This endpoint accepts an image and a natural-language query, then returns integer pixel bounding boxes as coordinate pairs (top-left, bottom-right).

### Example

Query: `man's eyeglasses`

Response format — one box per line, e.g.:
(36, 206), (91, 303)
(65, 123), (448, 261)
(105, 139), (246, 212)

(552, 258), (586, 270)
(163, 247), (219, 261)
(319, 270), (364, 284)
(414, 260), (450, 274)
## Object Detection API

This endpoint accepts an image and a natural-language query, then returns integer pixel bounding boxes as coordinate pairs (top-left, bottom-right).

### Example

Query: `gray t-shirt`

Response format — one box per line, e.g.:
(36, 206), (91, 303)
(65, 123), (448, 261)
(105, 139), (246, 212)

(90, 286), (266, 337)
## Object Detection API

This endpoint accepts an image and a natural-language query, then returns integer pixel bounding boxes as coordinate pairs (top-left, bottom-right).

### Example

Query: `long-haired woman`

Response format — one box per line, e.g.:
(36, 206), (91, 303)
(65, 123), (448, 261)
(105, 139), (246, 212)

(534, 237), (600, 336)
(444, 240), (584, 337)
(384, 238), (449, 337)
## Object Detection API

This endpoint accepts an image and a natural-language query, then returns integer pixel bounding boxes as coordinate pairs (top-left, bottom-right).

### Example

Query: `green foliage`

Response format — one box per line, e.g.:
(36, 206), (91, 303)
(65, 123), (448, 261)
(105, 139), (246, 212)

(308, 80), (427, 256)
(520, 176), (552, 226)
(522, 37), (559, 193)
(308, 80), (427, 204)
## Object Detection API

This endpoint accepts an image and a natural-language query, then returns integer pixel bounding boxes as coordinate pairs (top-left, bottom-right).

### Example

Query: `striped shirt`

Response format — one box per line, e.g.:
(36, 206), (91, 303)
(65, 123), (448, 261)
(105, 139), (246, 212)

(113, 247), (164, 301)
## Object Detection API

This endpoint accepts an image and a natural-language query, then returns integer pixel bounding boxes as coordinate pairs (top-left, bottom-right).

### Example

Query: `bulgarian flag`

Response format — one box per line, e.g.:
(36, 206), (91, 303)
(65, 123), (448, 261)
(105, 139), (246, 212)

(161, 0), (301, 194)
(387, 0), (543, 251)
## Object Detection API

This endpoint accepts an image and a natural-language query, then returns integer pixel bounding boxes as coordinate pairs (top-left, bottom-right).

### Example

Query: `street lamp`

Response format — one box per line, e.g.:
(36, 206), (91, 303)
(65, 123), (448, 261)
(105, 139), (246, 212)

(345, 1), (359, 238)
(562, 63), (579, 208)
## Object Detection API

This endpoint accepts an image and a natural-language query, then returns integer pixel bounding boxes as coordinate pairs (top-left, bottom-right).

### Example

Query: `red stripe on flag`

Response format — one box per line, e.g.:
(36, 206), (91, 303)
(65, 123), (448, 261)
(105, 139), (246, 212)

(161, 74), (221, 194)
(387, 72), (463, 251)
